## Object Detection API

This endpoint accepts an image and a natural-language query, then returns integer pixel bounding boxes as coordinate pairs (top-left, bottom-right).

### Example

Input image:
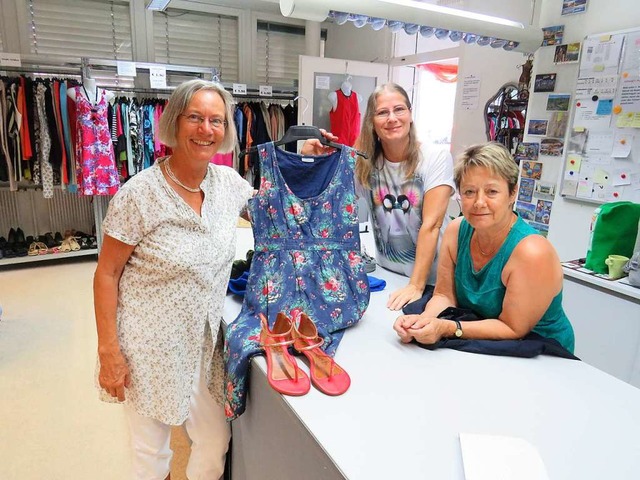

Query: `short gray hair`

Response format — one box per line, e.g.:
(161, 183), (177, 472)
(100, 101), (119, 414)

(158, 79), (237, 153)
(454, 142), (519, 195)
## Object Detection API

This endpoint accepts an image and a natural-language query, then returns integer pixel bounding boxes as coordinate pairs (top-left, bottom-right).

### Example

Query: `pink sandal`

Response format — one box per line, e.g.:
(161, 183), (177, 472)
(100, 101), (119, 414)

(292, 312), (351, 396)
(259, 313), (310, 396)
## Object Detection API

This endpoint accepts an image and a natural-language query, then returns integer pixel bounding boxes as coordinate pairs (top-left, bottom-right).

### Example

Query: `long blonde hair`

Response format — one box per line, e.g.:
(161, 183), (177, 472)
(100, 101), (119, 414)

(355, 83), (421, 189)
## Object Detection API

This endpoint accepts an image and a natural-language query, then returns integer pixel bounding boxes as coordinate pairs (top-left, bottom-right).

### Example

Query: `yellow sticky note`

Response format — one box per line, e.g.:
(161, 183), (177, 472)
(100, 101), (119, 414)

(593, 168), (611, 184)
(599, 35), (612, 42)
(593, 65), (605, 72)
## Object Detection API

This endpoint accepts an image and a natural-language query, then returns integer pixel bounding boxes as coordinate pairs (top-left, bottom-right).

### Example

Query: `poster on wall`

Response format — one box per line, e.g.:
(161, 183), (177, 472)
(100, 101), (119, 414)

(534, 74), (557, 92)
(518, 178), (535, 202)
(554, 43), (581, 64)
(540, 138), (564, 156)
(547, 94), (571, 111)
(542, 26), (564, 46)
(521, 160), (543, 179)
(548, 112), (569, 137)
(528, 120), (549, 136)
(514, 142), (539, 163)
(561, 0), (588, 16)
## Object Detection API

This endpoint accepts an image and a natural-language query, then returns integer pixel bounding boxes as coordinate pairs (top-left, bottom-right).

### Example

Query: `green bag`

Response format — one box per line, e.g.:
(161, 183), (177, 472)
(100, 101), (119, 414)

(585, 201), (640, 274)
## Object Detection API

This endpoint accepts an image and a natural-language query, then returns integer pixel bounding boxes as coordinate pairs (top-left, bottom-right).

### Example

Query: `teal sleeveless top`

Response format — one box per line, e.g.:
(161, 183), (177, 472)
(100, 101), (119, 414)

(455, 217), (575, 353)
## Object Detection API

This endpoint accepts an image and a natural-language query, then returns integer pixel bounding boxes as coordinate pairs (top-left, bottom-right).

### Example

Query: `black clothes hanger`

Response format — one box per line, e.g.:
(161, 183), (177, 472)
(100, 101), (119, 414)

(240, 125), (368, 159)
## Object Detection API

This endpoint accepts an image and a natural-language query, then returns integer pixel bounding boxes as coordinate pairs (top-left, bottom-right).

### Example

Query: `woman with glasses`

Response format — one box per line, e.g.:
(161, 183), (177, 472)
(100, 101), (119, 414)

(93, 79), (253, 479)
(355, 83), (455, 312)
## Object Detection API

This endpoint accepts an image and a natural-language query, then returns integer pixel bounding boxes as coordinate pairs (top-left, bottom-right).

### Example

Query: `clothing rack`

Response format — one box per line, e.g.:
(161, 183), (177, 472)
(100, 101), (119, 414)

(0, 56), (227, 266)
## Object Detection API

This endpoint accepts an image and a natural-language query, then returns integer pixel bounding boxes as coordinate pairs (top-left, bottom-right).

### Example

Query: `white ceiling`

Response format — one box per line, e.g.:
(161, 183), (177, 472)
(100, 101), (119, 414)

(170, 0), (281, 14)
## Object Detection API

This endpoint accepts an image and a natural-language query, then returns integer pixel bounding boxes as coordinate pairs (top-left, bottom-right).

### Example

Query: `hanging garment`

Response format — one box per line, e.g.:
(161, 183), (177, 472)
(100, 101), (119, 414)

(35, 83), (54, 198)
(224, 143), (370, 419)
(329, 89), (361, 147)
(74, 87), (120, 195)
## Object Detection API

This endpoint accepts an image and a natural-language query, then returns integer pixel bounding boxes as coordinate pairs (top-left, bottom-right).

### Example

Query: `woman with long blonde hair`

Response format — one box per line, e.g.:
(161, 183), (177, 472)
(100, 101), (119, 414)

(355, 83), (454, 312)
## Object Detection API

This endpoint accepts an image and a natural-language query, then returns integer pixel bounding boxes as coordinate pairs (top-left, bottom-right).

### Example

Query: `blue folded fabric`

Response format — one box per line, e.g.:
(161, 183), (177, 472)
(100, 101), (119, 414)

(367, 275), (386, 292)
(228, 271), (250, 296)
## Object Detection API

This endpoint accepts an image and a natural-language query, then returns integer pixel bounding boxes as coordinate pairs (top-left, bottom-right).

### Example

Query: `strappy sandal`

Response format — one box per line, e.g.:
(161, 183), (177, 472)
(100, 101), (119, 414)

(292, 312), (351, 396)
(259, 312), (310, 396)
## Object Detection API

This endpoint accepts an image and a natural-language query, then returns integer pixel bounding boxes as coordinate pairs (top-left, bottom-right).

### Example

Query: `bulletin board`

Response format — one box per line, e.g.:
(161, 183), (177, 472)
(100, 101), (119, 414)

(560, 28), (640, 203)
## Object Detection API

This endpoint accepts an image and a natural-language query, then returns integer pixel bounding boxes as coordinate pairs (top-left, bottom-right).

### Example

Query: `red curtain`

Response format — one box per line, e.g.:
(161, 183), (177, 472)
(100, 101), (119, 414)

(417, 63), (458, 83)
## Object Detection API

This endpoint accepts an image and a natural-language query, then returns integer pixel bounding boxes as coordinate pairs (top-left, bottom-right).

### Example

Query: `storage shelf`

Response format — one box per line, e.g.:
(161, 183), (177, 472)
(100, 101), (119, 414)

(0, 249), (97, 267)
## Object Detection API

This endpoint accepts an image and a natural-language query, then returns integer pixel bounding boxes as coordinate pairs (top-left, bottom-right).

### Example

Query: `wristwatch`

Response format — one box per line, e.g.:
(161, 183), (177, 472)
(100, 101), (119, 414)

(452, 319), (463, 338)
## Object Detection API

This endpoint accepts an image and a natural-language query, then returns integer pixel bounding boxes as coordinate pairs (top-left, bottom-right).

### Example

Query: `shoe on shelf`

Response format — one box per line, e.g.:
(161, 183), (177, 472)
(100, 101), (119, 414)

(54, 232), (63, 245)
(292, 312), (351, 396)
(15, 228), (26, 245)
(259, 312), (310, 396)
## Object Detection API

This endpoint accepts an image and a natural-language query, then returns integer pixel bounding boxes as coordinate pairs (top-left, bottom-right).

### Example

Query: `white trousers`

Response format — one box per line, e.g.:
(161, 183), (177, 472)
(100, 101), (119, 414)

(124, 357), (230, 480)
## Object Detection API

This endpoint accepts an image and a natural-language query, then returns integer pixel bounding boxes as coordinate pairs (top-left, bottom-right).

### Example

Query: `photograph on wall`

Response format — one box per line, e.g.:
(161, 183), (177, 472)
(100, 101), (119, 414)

(531, 222), (550, 237)
(516, 201), (536, 221)
(554, 44), (569, 63)
(542, 25), (564, 46)
(546, 94), (571, 111)
(514, 142), (540, 163)
(528, 119), (549, 136)
(540, 138), (564, 156)
(535, 200), (553, 225)
(521, 160), (543, 180)
(565, 42), (581, 62)
(567, 128), (588, 153)
(547, 112), (569, 137)
(534, 74), (557, 92)
(535, 181), (557, 196)
(561, 0), (588, 16)
(518, 178), (535, 203)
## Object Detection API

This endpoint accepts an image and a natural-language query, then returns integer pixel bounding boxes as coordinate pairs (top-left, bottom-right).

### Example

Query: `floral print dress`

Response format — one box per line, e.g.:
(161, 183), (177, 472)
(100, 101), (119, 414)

(74, 87), (120, 195)
(224, 142), (370, 420)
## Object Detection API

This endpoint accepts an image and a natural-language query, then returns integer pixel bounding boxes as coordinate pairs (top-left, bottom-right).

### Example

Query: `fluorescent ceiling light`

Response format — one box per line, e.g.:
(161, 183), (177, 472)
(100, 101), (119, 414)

(378, 0), (525, 29)
(147, 0), (171, 11)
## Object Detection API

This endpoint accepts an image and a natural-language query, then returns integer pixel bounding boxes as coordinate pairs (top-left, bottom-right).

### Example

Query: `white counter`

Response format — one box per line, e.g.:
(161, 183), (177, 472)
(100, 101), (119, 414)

(225, 227), (640, 479)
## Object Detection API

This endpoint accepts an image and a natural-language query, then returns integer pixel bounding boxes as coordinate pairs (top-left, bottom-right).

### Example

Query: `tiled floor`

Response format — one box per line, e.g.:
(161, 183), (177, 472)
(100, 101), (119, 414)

(0, 259), (189, 479)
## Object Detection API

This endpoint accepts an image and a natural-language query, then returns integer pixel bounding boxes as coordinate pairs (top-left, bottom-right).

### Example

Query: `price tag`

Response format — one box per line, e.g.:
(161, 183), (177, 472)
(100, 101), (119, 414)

(233, 83), (247, 95)
(149, 66), (167, 88)
(117, 61), (137, 77)
(0, 52), (21, 67)
(259, 85), (273, 97)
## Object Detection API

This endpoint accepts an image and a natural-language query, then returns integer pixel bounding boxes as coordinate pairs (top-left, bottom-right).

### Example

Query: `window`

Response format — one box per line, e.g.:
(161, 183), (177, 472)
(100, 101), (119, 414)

(28, 0), (132, 60)
(414, 64), (458, 146)
(256, 22), (307, 87)
(153, 9), (239, 82)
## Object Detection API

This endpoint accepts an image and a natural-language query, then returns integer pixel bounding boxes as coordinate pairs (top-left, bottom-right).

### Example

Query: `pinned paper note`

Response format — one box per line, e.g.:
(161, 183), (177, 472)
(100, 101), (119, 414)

(565, 154), (582, 178)
(613, 170), (632, 186)
(593, 168), (612, 184)
(612, 133), (633, 157)
(576, 179), (594, 198)
(561, 179), (579, 196)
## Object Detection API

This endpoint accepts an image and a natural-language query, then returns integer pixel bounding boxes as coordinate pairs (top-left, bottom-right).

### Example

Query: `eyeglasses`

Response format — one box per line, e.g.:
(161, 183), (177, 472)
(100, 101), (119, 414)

(180, 113), (228, 129)
(374, 105), (410, 120)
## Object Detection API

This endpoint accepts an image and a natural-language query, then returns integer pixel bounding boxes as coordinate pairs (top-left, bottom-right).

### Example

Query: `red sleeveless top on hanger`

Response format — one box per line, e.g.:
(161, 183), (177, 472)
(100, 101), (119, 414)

(329, 89), (361, 147)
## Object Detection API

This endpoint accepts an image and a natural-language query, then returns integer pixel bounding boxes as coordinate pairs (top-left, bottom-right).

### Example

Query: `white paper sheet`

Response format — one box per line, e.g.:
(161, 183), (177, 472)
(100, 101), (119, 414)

(459, 433), (550, 480)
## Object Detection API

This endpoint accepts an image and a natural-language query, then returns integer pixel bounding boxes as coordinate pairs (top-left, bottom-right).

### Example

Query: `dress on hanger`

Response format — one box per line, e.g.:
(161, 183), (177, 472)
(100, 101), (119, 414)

(74, 87), (120, 195)
(329, 89), (361, 147)
(224, 142), (370, 419)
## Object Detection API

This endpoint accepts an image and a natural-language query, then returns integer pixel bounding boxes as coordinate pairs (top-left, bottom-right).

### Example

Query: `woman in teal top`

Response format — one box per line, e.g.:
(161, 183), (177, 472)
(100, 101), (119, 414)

(393, 142), (575, 353)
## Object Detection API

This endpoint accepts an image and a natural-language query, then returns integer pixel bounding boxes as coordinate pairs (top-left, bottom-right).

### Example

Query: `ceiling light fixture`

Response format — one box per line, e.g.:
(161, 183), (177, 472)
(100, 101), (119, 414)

(378, 0), (525, 29)
(146, 0), (171, 12)
(280, 0), (542, 53)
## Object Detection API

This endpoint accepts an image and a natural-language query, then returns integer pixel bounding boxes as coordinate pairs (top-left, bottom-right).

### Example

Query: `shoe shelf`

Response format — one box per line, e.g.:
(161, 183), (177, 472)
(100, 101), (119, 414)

(0, 249), (97, 267)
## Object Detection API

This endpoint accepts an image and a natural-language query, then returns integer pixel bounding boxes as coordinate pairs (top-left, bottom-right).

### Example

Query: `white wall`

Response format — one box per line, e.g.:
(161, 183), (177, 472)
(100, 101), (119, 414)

(324, 22), (392, 64)
(536, 0), (640, 260)
(450, 44), (523, 157)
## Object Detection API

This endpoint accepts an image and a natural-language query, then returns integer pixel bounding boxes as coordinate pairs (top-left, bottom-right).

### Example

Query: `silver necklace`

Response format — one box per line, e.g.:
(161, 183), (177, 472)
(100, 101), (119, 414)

(164, 157), (202, 193)
(474, 215), (516, 257)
